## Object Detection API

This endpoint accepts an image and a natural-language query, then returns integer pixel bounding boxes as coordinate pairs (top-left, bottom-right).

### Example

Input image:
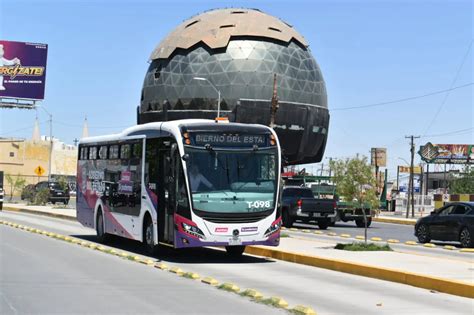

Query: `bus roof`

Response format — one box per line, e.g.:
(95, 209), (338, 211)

(79, 119), (274, 145)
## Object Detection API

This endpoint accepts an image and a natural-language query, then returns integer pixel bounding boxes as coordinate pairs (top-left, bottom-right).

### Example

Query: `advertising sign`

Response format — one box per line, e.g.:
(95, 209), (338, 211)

(398, 166), (422, 174)
(192, 133), (267, 147)
(419, 143), (473, 164)
(371, 148), (387, 167)
(0, 40), (48, 100)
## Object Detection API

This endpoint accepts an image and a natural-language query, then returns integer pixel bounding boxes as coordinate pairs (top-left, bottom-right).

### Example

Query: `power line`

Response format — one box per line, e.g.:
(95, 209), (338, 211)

(54, 120), (130, 129)
(422, 127), (474, 138)
(422, 39), (473, 136)
(330, 82), (473, 111)
(0, 120), (49, 136)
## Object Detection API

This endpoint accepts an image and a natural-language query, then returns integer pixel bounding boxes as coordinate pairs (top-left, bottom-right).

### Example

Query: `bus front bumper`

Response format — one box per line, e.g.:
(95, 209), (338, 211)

(174, 230), (280, 249)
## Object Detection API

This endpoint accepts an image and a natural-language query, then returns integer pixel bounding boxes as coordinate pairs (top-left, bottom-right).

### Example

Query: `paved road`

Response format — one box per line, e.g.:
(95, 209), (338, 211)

(1, 211), (472, 315)
(1, 225), (281, 315)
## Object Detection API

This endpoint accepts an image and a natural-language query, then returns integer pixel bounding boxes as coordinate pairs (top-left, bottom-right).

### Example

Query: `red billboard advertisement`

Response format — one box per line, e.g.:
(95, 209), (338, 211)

(0, 40), (48, 100)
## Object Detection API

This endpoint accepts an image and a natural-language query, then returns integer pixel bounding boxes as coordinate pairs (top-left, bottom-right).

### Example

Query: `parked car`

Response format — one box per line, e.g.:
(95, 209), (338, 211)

(281, 186), (337, 229)
(415, 202), (474, 248)
(21, 181), (70, 205)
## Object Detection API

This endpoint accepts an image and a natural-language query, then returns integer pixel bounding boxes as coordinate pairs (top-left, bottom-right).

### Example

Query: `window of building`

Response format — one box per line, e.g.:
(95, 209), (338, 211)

(9, 152), (14, 157)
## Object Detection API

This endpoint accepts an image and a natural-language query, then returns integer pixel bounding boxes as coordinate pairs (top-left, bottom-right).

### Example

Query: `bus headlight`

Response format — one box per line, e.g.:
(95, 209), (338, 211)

(182, 222), (205, 239)
(264, 218), (282, 237)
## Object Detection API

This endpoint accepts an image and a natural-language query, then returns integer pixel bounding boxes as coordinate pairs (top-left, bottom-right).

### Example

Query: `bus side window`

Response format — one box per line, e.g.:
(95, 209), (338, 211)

(89, 146), (97, 160)
(98, 146), (108, 159)
(145, 138), (160, 196)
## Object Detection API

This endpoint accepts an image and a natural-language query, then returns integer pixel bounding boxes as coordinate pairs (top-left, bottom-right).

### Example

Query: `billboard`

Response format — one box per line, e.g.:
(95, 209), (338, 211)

(419, 143), (473, 164)
(0, 40), (48, 100)
(371, 148), (387, 167)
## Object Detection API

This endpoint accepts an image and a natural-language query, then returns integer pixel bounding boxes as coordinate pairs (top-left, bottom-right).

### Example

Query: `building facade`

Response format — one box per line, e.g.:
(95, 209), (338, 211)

(0, 137), (77, 196)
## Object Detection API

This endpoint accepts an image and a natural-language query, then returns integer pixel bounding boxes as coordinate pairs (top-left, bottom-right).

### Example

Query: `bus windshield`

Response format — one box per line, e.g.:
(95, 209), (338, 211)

(185, 147), (278, 214)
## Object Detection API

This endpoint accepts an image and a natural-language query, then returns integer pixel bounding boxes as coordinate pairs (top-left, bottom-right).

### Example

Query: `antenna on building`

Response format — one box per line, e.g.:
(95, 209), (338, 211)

(81, 116), (89, 139)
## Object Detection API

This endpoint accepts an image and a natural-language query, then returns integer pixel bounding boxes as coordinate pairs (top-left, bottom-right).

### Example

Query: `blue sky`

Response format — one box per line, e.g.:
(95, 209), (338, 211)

(0, 0), (472, 180)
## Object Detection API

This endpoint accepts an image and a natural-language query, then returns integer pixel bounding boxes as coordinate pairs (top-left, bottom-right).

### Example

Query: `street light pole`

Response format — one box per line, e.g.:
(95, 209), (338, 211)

(193, 77), (221, 118)
(36, 105), (53, 181)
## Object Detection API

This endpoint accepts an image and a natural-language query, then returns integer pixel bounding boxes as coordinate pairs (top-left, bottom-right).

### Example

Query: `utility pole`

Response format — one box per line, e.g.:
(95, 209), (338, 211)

(405, 135), (420, 218)
(396, 166), (400, 192)
(36, 105), (53, 181)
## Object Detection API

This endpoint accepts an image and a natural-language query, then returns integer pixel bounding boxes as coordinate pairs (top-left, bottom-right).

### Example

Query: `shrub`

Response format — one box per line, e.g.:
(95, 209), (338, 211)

(335, 242), (392, 251)
(33, 188), (50, 205)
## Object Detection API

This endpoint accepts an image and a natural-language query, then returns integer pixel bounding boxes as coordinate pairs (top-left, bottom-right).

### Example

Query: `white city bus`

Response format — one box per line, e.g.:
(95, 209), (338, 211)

(77, 119), (282, 256)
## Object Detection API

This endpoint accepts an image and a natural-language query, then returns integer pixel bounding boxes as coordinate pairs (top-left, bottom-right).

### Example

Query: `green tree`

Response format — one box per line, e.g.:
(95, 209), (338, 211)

(450, 166), (474, 194)
(330, 155), (379, 243)
(5, 173), (26, 201)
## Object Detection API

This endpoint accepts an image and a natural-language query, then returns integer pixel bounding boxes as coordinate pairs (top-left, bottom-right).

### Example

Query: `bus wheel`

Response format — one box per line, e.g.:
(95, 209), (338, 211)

(143, 216), (159, 255)
(225, 245), (246, 257)
(96, 210), (109, 243)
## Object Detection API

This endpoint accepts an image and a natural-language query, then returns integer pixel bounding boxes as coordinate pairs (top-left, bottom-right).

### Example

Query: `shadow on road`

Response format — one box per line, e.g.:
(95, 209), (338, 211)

(70, 234), (274, 265)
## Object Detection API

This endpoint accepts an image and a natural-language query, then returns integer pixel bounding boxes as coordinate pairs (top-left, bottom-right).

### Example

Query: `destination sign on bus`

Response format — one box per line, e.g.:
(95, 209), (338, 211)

(192, 133), (267, 147)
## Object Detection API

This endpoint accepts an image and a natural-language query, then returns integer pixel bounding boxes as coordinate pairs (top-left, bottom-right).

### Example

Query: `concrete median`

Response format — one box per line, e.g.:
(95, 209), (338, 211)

(245, 245), (473, 299)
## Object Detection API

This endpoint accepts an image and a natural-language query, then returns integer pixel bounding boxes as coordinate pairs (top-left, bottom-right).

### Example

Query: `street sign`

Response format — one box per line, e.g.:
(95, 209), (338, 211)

(34, 165), (45, 177)
(371, 148), (387, 167)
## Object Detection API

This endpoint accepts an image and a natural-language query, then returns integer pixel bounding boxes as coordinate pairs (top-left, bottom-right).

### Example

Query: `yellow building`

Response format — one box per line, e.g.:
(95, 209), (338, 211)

(0, 137), (77, 196)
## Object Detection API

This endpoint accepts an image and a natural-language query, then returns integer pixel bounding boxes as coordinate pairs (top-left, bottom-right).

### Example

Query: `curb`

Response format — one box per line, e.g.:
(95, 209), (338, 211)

(245, 246), (473, 299)
(3, 206), (76, 222)
(373, 217), (416, 226)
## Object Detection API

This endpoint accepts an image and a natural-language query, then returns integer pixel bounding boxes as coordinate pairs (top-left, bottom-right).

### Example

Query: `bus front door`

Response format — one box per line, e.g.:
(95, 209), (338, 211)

(159, 141), (177, 244)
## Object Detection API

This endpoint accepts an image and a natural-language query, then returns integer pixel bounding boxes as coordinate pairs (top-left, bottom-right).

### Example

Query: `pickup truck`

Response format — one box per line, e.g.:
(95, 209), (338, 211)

(281, 186), (337, 229)
(336, 201), (374, 227)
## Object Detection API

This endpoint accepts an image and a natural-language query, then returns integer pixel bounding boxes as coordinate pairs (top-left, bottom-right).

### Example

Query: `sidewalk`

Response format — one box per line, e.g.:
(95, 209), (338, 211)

(3, 202), (76, 220)
(373, 211), (420, 225)
(2, 202), (473, 298)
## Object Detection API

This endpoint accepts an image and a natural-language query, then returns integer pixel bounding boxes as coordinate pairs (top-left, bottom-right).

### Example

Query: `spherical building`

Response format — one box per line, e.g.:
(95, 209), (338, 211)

(139, 8), (329, 165)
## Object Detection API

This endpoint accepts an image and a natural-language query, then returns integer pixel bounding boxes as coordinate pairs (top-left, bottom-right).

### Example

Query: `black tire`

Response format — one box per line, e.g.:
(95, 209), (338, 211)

(318, 220), (329, 230)
(96, 210), (109, 243)
(143, 216), (159, 255)
(282, 210), (293, 228)
(225, 245), (246, 257)
(366, 217), (372, 227)
(63, 199), (69, 205)
(355, 217), (372, 228)
(416, 224), (431, 243)
(459, 227), (473, 248)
